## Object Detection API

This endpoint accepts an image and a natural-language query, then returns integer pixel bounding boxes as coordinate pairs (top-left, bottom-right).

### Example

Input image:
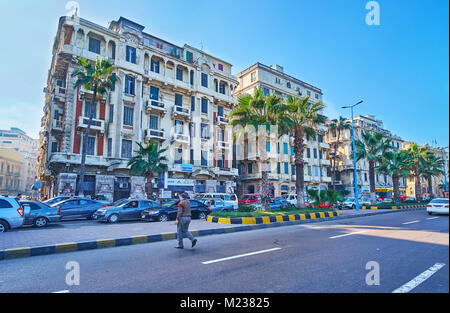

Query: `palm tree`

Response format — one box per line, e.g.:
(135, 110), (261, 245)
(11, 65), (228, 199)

(229, 87), (284, 210)
(72, 57), (117, 196)
(278, 95), (326, 208)
(355, 132), (391, 204)
(376, 150), (413, 203)
(329, 116), (351, 190)
(420, 152), (444, 199)
(127, 141), (168, 199)
(405, 144), (430, 201)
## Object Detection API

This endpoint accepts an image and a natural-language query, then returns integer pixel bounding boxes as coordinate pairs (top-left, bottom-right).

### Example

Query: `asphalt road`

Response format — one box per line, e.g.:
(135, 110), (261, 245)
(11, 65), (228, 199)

(0, 210), (447, 293)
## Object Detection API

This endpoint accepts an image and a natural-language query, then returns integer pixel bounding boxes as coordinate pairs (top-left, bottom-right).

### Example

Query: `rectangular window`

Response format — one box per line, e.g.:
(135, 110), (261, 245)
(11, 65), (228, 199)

(149, 115), (158, 130)
(287, 81), (291, 88)
(251, 72), (256, 82)
(307, 90), (311, 96)
(275, 77), (281, 84)
(318, 135), (323, 143)
(266, 141), (270, 152)
(291, 164), (295, 175)
(176, 68), (183, 81)
(86, 136), (96, 156)
(88, 37), (100, 54)
(51, 142), (58, 153)
(109, 104), (114, 122)
(186, 51), (193, 63)
(107, 138), (112, 157)
(284, 162), (289, 174)
(219, 83), (226, 95)
(283, 143), (288, 154)
(201, 151), (208, 166)
(314, 166), (319, 177)
(201, 123), (209, 139)
(307, 166), (312, 176)
(218, 106), (223, 117)
(248, 163), (253, 174)
(307, 148), (311, 158)
(263, 88), (269, 96)
(84, 101), (97, 118)
(201, 98), (208, 114)
(315, 94), (319, 99)
(191, 96), (195, 111)
(175, 148), (183, 164)
(277, 163), (281, 174)
(123, 106), (134, 126)
(190, 70), (194, 85)
(190, 149), (194, 165)
(319, 150), (323, 159)
(291, 146), (294, 156)
(175, 94), (183, 107)
(201, 73), (208, 87)
(125, 75), (135, 95)
(313, 148), (317, 159)
(218, 63), (224, 71)
(151, 59), (160, 73)
(126, 46), (136, 64)
(175, 120), (184, 134)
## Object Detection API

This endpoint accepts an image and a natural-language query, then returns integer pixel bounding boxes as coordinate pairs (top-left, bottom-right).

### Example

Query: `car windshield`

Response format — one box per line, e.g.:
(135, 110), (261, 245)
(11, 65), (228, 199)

(113, 199), (129, 207)
(430, 199), (449, 204)
(50, 199), (69, 207)
(161, 200), (178, 207)
(345, 198), (355, 202)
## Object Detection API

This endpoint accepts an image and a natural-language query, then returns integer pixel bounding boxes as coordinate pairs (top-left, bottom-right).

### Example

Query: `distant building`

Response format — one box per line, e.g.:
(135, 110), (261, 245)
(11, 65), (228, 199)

(0, 148), (24, 196)
(0, 128), (38, 195)
(234, 63), (331, 197)
(325, 115), (405, 198)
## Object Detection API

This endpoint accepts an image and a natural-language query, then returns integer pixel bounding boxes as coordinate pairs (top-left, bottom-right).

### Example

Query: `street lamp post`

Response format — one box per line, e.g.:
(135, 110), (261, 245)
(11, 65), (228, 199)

(342, 101), (363, 210)
(440, 146), (448, 194)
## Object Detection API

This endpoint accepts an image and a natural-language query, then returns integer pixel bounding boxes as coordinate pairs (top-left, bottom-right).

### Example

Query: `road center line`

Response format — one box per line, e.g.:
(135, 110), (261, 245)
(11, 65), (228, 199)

(426, 217), (440, 220)
(202, 247), (281, 265)
(329, 231), (367, 239)
(392, 263), (446, 293)
(402, 220), (420, 225)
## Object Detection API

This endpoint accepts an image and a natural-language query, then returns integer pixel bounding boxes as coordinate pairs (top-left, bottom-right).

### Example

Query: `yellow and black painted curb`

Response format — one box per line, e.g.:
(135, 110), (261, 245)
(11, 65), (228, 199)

(361, 204), (427, 210)
(206, 211), (340, 224)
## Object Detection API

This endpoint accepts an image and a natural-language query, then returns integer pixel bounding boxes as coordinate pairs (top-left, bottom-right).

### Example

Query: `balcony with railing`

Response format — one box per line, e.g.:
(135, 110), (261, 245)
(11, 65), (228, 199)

(216, 141), (230, 150)
(215, 115), (227, 126)
(77, 116), (105, 133)
(319, 142), (330, 149)
(52, 119), (63, 131)
(145, 129), (165, 141)
(171, 133), (189, 145)
(171, 105), (190, 119)
(145, 99), (166, 115)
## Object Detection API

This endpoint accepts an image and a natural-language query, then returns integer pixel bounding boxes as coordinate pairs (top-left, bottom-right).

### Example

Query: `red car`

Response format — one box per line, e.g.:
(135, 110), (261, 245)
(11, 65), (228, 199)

(238, 194), (262, 204)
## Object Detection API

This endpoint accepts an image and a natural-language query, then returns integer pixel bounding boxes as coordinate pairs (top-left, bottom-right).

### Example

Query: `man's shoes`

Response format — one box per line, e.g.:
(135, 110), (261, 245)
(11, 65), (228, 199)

(191, 239), (197, 248)
(174, 246), (184, 249)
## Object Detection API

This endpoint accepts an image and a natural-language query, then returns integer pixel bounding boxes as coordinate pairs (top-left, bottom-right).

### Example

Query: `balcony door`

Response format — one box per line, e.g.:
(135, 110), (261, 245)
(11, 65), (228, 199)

(150, 86), (159, 106)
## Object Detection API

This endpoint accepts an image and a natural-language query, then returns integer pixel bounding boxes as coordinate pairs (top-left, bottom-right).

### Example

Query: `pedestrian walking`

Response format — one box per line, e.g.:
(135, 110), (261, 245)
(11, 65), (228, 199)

(174, 192), (197, 249)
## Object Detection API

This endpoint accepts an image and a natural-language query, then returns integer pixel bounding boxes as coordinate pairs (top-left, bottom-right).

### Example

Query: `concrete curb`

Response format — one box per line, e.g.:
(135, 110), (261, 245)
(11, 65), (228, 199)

(0, 207), (425, 261)
(361, 204), (427, 210)
(206, 211), (340, 224)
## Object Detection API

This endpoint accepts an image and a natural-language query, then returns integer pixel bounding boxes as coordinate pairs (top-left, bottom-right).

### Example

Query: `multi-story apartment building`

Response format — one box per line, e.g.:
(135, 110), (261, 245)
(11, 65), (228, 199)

(234, 63), (331, 197)
(0, 128), (38, 195)
(37, 16), (238, 201)
(0, 148), (23, 196)
(402, 141), (449, 198)
(326, 114), (405, 197)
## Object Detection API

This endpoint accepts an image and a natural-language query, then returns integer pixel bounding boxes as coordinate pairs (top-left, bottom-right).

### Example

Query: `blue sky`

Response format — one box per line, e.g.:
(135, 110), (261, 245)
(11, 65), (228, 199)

(0, 0), (448, 147)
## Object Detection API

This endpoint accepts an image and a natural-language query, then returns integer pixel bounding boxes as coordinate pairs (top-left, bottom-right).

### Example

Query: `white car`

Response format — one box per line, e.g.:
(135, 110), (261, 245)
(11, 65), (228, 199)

(195, 193), (238, 210)
(427, 198), (449, 215)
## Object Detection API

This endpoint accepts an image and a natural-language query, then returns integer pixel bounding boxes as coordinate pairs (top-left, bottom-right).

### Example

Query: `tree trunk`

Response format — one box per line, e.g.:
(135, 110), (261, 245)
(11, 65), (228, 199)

(147, 172), (153, 200)
(427, 175), (433, 199)
(76, 85), (97, 196)
(368, 160), (376, 205)
(414, 167), (422, 202)
(332, 129), (341, 191)
(294, 127), (306, 208)
(257, 126), (270, 211)
(392, 174), (400, 203)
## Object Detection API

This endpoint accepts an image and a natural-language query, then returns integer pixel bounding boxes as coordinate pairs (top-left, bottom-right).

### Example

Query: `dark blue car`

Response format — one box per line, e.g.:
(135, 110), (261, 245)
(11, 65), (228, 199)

(50, 198), (107, 220)
(141, 200), (211, 222)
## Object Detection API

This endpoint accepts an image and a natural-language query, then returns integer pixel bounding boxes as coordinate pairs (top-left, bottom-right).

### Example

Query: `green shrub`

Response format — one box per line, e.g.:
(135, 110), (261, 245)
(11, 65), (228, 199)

(238, 205), (256, 212)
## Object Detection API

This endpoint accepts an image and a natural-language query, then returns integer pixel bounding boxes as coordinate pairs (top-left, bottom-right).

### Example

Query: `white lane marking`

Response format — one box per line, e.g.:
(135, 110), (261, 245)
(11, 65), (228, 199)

(202, 247), (281, 265)
(329, 231), (367, 239)
(52, 290), (70, 293)
(402, 220), (420, 225)
(392, 263), (446, 293)
(426, 217), (440, 220)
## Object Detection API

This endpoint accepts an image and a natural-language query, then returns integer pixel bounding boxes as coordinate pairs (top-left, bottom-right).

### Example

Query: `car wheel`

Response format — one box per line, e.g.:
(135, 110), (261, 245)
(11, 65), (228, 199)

(34, 217), (48, 227)
(158, 214), (168, 222)
(0, 220), (8, 233)
(198, 212), (207, 220)
(108, 214), (119, 223)
(428, 212), (433, 216)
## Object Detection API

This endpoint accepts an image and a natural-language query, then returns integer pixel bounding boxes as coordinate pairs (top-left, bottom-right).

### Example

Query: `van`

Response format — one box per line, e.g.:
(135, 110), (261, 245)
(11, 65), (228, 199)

(195, 193), (238, 210)
(238, 194), (262, 204)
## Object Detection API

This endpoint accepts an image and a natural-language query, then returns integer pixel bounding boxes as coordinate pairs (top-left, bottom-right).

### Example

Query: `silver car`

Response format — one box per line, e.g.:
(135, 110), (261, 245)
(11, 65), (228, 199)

(0, 196), (24, 232)
(20, 201), (61, 227)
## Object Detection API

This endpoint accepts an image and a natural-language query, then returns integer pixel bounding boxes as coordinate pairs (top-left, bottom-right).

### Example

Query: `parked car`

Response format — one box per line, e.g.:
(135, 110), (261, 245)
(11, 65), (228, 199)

(195, 193), (239, 210)
(141, 200), (211, 222)
(90, 195), (112, 205)
(0, 196), (24, 232)
(93, 199), (159, 223)
(285, 194), (311, 206)
(403, 197), (417, 203)
(42, 196), (70, 206)
(198, 198), (234, 212)
(238, 194), (262, 204)
(20, 200), (61, 227)
(50, 198), (107, 220)
(427, 198), (449, 215)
